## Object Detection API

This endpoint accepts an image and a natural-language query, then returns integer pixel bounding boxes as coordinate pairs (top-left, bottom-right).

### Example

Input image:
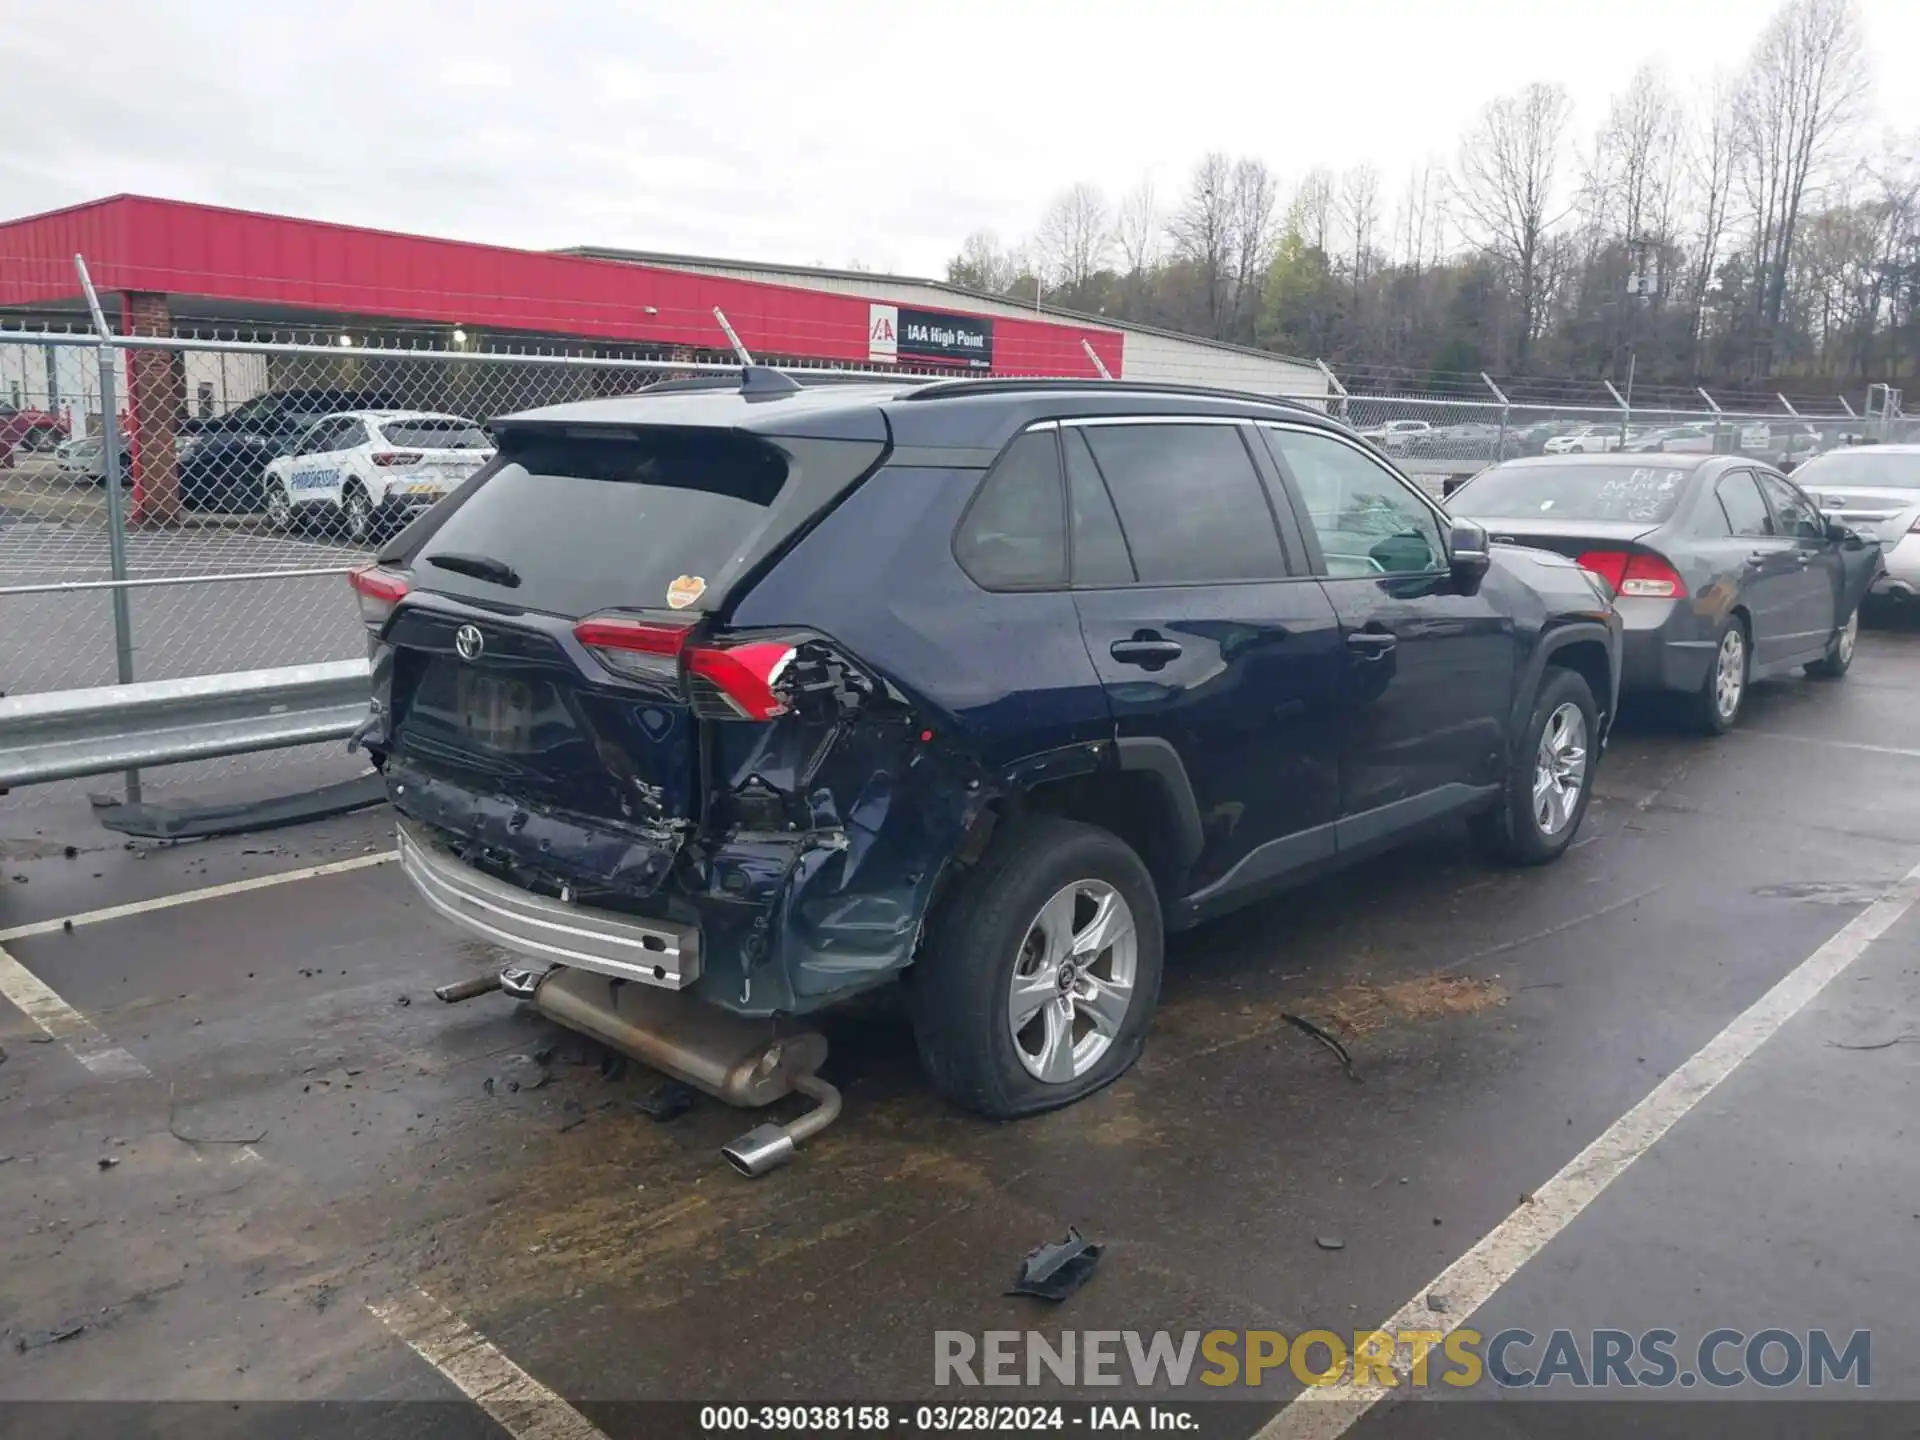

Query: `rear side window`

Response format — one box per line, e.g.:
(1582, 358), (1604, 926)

(414, 428), (791, 615)
(1063, 428), (1135, 586)
(1080, 424), (1286, 584)
(954, 431), (1068, 589)
(380, 419), (491, 450)
(1716, 472), (1775, 538)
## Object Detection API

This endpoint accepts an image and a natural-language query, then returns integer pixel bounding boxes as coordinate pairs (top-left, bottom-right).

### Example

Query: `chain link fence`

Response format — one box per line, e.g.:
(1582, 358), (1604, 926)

(1, 311), (1907, 809)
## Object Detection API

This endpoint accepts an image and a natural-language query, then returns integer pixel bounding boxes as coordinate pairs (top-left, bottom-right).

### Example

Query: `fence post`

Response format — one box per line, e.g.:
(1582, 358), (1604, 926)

(1481, 372), (1510, 465)
(74, 255), (141, 804)
(1315, 359), (1349, 422)
(1775, 393), (1799, 417)
(711, 307), (755, 366)
(1080, 339), (1112, 380)
(1697, 386), (1725, 455)
(1603, 380), (1630, 452)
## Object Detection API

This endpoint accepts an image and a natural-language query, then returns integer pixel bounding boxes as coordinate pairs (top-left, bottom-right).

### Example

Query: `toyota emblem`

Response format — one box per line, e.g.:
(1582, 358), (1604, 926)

(454, 625), (485, 662)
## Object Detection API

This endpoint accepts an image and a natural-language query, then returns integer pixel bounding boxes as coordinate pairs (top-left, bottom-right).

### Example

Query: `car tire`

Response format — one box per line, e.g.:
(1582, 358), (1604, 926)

(264, 482), (293, 534)
(1469, 666), (1599, 866)
(1805, 607), (1857, 679)
(340, 483), (375, 546)
(910, 815), (1164, 1120)
(1687, 614), (1749, 734)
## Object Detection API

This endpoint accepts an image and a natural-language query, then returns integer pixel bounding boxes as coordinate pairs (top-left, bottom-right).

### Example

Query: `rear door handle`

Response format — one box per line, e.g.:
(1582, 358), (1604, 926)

(1346, 631), (1397, 660)
(1110, 638), (1183, 667)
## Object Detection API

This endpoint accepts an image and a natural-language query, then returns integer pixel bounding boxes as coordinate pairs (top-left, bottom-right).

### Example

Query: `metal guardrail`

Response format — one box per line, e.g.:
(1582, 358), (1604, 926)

(0, 659), (371, 788)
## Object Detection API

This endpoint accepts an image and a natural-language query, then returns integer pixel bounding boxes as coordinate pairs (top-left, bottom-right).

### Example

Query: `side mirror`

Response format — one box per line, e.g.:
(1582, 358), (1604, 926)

(1448, 518), (1492, 594)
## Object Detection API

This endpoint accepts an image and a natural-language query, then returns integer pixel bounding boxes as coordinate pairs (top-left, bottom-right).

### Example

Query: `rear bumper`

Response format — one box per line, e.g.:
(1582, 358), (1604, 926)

(1871, 536), (1920, 598)
(397, 820), (702, 990)
(1617, 598), (1716, 694)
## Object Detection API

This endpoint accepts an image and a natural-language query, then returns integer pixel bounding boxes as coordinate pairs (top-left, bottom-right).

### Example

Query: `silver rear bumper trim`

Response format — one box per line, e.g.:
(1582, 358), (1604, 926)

(397, 820), (700, 990)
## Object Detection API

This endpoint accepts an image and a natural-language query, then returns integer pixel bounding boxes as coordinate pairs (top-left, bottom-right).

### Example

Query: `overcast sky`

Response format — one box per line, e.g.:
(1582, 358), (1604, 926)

(5, 0), (1917, 278)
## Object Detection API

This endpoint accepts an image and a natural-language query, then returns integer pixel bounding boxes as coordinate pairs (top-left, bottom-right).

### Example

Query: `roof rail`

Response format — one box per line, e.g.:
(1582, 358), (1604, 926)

(634, 368), (910, 398)
(897, 377), (1328, 414)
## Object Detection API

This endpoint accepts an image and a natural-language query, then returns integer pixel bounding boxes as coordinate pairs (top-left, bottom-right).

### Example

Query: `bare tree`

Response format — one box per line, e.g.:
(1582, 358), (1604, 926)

(1293, 168), (1337, 255)
(1452, 81), (1575, 366)
(1593, 64), (1685, 246)
(1735, 0), (1869, 370)
(945, 230), (1021, 294)
(1035, 182), (1113, 291)
(1684, 75), (1742, 361)
(1341, 164), (1382, 290)
(1394, 161), (1441, 273)
(1169, 152), (1237, 338)
(1227, 158), (1280, 340)
(1115, 178), (1160, 277)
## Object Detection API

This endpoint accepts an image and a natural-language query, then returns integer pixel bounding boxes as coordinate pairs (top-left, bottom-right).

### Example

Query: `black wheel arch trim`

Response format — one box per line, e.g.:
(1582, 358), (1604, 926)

(1520, 620), (1620, 745)
(1111, 736), (1207, 871)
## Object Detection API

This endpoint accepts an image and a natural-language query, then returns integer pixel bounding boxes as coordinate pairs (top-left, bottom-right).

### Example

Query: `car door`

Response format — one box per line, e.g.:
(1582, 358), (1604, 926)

(1060, 418), (1345, 906)
(1711, 469), (1800, 668)
(285, 417), (355, 503)
(1258, 423), (1514, 845)
(1755, 469), (1847, 655)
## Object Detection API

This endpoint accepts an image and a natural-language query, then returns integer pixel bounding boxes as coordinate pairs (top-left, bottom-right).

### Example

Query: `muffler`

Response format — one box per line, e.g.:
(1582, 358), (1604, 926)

(530, 966), (840, 1176)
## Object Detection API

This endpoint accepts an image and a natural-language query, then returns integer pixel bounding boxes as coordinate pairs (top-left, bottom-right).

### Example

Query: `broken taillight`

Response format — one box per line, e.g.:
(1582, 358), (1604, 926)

(572, 614), (796, 721)
(347, 565), (409, 629)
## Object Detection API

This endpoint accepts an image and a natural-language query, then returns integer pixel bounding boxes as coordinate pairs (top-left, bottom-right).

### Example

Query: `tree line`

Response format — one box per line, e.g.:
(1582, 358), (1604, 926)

(943, 0), (1917, 401)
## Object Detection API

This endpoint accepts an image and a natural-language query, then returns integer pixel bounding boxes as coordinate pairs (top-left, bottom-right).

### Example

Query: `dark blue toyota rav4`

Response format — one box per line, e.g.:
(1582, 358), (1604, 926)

(353, 372), (1619, 1161)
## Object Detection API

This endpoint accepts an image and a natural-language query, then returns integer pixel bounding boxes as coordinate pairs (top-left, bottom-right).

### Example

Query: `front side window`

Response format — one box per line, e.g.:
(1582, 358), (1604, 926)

(1078, 423), (1287, 584)
(1263, 427), (1444, 577)
(1757, 472), (1826, 540)
(953, 430), (1068, 590)
(1716, 472), (1775, 538)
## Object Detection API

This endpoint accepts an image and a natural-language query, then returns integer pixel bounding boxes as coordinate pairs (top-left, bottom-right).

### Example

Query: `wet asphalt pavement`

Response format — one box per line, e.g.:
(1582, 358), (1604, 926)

(3, 613), (1920, 1439)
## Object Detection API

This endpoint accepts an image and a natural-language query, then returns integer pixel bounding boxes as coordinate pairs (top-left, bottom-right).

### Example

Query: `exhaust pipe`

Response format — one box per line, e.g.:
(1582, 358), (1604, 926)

(720, 1073), (843, 1178)
(434, 973), (503, 1003)
(530, 967), (840, 1175)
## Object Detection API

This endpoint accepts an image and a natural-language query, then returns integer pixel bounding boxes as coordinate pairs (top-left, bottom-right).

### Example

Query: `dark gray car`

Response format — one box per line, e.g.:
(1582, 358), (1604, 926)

(1445, 455), (1883, 733)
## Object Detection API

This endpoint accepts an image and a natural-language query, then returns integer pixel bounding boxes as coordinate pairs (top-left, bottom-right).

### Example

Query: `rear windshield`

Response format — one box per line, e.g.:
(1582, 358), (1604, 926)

(413, 428), (789, 616)
(1450, 463), (1692, 524)
(380, 419), (491, 450)
(1792, 450), (1920, 491)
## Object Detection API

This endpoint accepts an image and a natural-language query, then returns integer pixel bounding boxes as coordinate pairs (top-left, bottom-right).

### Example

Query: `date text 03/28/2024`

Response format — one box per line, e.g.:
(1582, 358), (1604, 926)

(698, 1405), (1195, 1432)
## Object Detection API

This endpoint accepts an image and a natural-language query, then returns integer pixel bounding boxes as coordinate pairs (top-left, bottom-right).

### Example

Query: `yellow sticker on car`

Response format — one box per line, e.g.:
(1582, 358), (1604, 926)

(666, 575), (707, 609)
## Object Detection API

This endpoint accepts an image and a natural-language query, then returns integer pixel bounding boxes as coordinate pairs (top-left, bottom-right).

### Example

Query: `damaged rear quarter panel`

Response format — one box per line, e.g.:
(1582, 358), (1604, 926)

(716, 462), (1114, 1008)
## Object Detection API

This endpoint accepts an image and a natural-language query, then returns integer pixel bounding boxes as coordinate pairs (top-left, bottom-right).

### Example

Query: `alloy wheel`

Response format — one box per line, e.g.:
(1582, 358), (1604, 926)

(1715, 628), (1746, 720)
(1007, 880), (1139, 1084)
(1838, 610), (1858, 665)
(1532, 701), (1589, 837)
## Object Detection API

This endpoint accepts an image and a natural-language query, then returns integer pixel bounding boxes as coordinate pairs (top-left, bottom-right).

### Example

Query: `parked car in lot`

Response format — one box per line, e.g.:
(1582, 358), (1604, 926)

(263, 411), (494, 544)
(0, 402), (69, 453)
(54, 433), (131, 484)
(1544, 424), (1625, 455)
(354, 372), (1620, 1156)
(1512, 420), (1583, 455)
(1446, 454), (1882, 733)
(1625, 425), (1715, 455)
(176, 388), (395, 513)
(1355, 418), (1431, 450)
(1790, 445), (1920, 604)
(1402, 422), (1521, 461)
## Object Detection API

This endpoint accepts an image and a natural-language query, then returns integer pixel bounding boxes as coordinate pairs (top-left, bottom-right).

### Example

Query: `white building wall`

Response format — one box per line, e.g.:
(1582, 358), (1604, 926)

(589, 252), (1328, 397)
(1119, 331), (1326, 398)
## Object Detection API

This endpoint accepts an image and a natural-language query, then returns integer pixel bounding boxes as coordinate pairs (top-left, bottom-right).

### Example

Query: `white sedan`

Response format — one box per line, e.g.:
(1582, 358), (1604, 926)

(1543, 425), (1624, 455)
(263, 410), (494, 544)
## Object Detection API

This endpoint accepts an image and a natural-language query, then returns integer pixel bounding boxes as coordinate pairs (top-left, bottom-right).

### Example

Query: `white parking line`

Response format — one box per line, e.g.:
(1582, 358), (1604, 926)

(0, 850), (399, 942)
(0, 940), (149, 1077)
(369, 1287), (607, 1440)
(1256, 852), (1920, 1440)
(1742, 730), (1920, 761)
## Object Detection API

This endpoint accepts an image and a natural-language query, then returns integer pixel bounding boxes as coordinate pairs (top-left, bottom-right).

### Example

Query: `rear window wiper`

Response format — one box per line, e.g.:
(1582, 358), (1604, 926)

(427, 552), (521, 588)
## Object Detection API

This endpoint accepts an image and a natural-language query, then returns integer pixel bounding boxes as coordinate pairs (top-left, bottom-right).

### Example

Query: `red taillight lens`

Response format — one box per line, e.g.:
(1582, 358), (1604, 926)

(347, 565), (409, 628)
(1576, 550), (1629, 593)
(1576, 550), (1688, 599)
(371, 451), (424, 467)
(573, 615), (692, 682)
(686, 641), (796, 721)
(1620, 553), (1688, 598)
(573, 615), (798, 720)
